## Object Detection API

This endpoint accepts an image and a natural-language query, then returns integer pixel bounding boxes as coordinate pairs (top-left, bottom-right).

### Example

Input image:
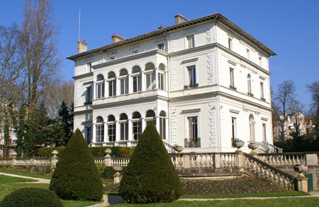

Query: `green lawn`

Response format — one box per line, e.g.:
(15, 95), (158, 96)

(0, 174), (102, 207)
(0, 167), (52, 179)
(110, 198), (319, 207)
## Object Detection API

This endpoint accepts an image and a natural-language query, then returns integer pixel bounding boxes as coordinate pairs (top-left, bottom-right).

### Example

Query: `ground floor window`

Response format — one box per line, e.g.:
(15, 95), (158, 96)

(96, 124), (104, 142)
(132, 121), (141, 140)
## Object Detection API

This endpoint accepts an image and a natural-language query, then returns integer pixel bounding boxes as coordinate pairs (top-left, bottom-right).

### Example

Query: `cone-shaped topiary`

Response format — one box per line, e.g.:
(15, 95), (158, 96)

(0, 187), (63, 207)
(119, 121), (184, 203)
(49, 129), (103, 201)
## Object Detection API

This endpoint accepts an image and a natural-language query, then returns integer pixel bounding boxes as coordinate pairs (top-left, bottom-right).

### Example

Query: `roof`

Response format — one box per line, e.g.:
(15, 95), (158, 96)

(67, 13), (276, 61)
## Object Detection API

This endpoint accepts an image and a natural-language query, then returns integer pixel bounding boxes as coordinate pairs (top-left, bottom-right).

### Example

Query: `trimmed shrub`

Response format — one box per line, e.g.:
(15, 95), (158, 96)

(119, 122), (184, 203)
(0, 187), (63, 207)
(38, 146), (134, 157)
(49, 129), (103, 201)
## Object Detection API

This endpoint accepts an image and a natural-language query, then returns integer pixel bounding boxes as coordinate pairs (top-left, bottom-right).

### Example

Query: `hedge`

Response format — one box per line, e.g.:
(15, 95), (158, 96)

(37, 146), (134, 157)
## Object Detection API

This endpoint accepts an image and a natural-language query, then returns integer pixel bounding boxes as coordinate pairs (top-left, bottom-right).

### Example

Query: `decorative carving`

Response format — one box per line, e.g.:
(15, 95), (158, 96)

(208, 102), (216, 147)
(170, 62), (176, 91)
(207, 53), (214, 85)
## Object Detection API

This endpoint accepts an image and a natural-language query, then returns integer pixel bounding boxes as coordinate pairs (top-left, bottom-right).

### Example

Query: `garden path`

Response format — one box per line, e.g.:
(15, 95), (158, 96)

(0, 172), (50, 184)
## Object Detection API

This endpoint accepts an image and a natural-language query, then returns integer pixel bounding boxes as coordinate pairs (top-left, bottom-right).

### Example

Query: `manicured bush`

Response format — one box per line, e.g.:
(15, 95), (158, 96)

(119, 122), (184, 203)
(0, 187), (63, 207)
(49, 129), (103, 201)
(38, 146), (134, 157)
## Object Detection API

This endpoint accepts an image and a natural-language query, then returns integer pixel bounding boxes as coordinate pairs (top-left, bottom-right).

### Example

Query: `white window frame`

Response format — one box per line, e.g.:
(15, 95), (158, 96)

(145, 70), (156, 90)
(96, 123), (104, 143)
(260, 82), (264, 99)
(184, 62), (198, 88)
(108, 78), (116, 97)
(230, 68), (235, 88)
(158, 72), (165, 90)
(132, 118), (142, 140)
(157, 43), (165, 51)
(96, 81), (104, 99)
(119, 120), (128, 141)
(107, 121), (116, 142)
(186, 35), (194, 49)
(132, 73), (141, 92)
(228, 38), (232, 50)
(119, 76), (128, 95)
(87, 62), (92, 73)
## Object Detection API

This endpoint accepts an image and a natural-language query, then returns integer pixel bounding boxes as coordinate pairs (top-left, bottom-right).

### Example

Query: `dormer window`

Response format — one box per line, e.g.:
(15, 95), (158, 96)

(132, 50), (138, 54)
(187, 35), (194, 49)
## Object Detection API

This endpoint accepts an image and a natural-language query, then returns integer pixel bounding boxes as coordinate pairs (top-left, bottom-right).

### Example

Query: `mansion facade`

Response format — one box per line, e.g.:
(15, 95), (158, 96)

(68, 13), (276, 152)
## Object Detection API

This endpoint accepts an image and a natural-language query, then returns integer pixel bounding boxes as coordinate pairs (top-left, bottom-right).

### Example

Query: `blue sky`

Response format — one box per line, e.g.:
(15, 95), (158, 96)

(1, 0), (318, 111)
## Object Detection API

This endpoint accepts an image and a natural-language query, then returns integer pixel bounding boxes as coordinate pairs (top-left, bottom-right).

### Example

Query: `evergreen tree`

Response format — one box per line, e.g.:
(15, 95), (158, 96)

(119, 122), (184, 203)
(53, 101), (73, 146)
(49, 129), (103, 201)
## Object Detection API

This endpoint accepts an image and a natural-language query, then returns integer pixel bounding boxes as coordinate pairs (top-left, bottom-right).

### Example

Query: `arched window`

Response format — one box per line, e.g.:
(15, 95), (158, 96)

(145, 110), (156, 126)
(119, 113), (128, 141)
(158, 64), (166, 90)
(132, 112), (142, 140)
(249, 114), (255, 141)
(96, 116), (104, 142)
(132, 66), (142, 92)
(247, 74), (252, 95)
(159, 111), (166, 139)
(145, 62), (155, 90)
(119, 69), (128, 95)
(96, 74), (105, 99)
(107, 115), (116, 142)
(108, 72), (116, 97)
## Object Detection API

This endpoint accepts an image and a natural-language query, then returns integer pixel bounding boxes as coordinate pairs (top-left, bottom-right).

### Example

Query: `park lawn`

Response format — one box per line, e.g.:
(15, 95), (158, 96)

(0, 167), (52, 179)
(110, 198), (319, 207)
(0, 175), (102, 207)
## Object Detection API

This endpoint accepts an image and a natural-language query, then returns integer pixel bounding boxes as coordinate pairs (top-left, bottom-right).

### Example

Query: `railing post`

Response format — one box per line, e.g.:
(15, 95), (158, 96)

(104, 148), (112, 167)
(305, 153), (318, 190)
(50, 150), (59, 172)
(11, 151), (17, 166)
(183, 154), (190, 169)
(214, 154), (221, 169)
(237, 150), (245, 174)
(305, 153), (318, 166)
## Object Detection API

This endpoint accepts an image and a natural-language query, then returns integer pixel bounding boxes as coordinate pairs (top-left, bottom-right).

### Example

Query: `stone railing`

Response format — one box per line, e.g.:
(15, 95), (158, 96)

(244, 153), (296, 190)
(249, 141), (283, 153)
(257, 152), (306, 166)
(110, 157), (130, 167)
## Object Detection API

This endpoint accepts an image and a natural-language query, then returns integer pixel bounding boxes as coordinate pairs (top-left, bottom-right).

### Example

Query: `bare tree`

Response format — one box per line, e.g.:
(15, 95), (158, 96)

(42, 80), (74, 117)
(20, 0), (61, 117)
(274, 80), (297, 144)
(307, 81), (319, 138)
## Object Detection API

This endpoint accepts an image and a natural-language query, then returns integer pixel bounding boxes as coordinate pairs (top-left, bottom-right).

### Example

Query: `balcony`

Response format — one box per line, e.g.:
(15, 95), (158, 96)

(184, 137), (201, 148)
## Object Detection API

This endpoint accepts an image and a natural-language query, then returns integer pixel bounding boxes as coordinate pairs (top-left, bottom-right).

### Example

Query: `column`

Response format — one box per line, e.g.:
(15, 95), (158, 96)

(129, 75), (133, 94)
(92, 81), (96, 100)
(92, 123), (96, 146)
(141, 72), (146, 91)
(128, 120), (132, 147)
(115, 121), (120, 146)
(116, 77), (120, 96)
(155, 69), (158, 89)
(104, 122), (108, 144)
(156, 116), (160, 134)
(104, 80), (108, 98)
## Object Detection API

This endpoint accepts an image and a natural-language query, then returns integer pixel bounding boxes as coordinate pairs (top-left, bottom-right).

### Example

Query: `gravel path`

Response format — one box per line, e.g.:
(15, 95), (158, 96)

(0, 172), (50, 184)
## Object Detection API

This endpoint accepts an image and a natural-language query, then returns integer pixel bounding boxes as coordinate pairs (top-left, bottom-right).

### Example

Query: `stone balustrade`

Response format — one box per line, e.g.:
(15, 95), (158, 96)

(257, 153), (306, 166)
(245, 153), (296, 190)
(111, 157), (130, 166)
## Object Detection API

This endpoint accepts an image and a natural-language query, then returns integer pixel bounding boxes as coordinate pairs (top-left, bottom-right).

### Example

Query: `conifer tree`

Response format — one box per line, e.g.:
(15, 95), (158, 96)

(49, 129), (103, 201)
(119, 122), (184, 203)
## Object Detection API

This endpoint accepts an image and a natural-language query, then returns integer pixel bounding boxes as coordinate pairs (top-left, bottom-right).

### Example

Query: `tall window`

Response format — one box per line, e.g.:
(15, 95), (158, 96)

(96, 74), (105, 99)
(87, 62), (92, 72)
(158, 43), (165, 50)
(188, 66), (196, 87)
(108, 115), (116, 142)
(85, 127), (91, 144)
(262, 123), (267, 141)
(249, 114), (255, 141)
(247, 74), (252, 95)
(145, 63), (156, 90)
(188, 116), (199, 147)
(187, 35), (194, 48)
(145, 110), (156, 126)
(86, 86), (92, 103)
(231, 117), (237, 139)
(260, 82), (264, 99)
(119, 69), (128, 95)
(159, 111), (166, 139)
(132, 66), (142, 92)
(108, 72), (116, 97)
(132, 112), (142, 140)
(228, 38), (232, 50)
(230, 68), (235, 88)
(158, 63), (165, 90)
(96, 117), (104, 143)
(119, 114), (128, 141)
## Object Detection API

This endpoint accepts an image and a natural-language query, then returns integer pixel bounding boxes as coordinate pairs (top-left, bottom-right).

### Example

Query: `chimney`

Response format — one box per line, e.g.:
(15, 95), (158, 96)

(77, 39), (88, 53)
(158, 24), (163, 29)
(112, 33), (125, 43)
(175, 13), (188, 24)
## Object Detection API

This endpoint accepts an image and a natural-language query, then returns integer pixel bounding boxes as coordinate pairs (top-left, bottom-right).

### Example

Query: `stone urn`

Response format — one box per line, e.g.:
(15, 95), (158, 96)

(175, 145), (184, 153)
(294, 164), (308, 178)
(52, 150), (58, 156)
(105, 148), (112, 155)
(113, 166), (123, 184)
(248, 142), (258, 156)
(233, 139), (245, 151)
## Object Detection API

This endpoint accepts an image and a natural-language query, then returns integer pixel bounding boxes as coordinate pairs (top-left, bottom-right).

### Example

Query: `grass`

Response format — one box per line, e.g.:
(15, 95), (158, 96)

(108, 198), (319, 207)
(0, 167), (52, 179)
(0, 174), (102, 207)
